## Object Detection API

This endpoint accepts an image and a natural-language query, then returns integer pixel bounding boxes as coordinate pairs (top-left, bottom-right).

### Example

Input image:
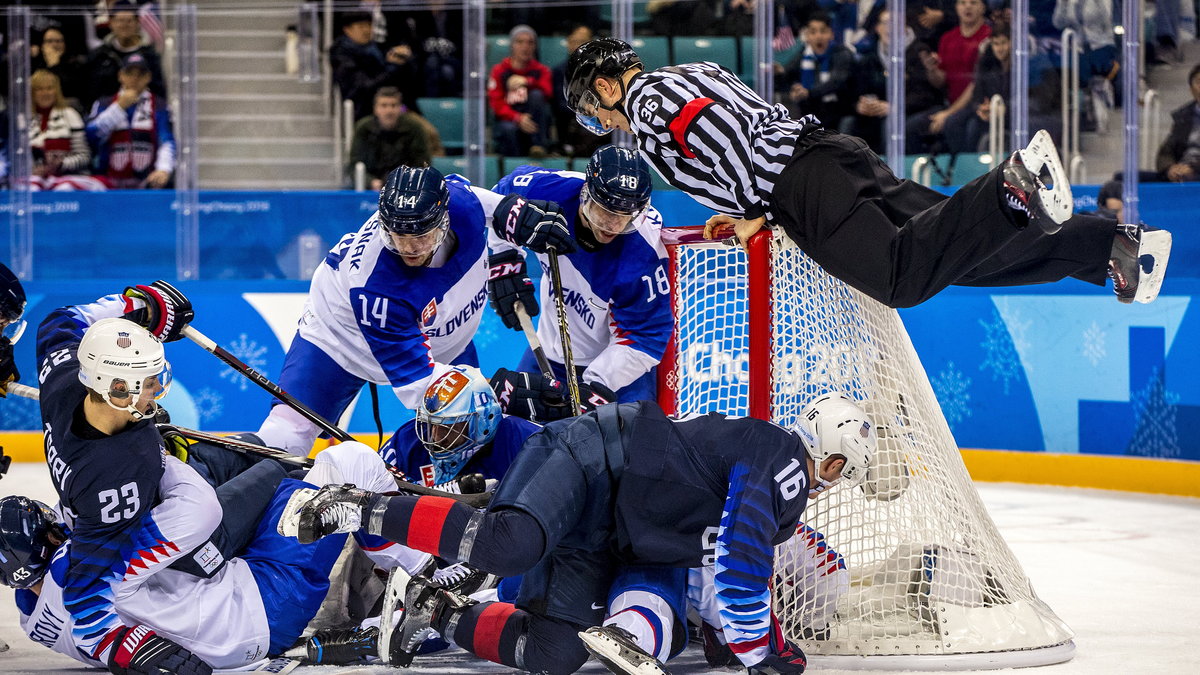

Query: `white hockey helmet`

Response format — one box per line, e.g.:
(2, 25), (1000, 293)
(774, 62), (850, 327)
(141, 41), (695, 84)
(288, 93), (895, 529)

(77, 317), (172, 419)
(415, 365), (501, 483)
(793, 393), (876, 493)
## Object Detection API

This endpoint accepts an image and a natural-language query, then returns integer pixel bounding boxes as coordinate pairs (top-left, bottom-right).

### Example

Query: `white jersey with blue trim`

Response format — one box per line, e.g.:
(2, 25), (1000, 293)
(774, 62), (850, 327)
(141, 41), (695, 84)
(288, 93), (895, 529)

(300, 176), (505, 408)
(490, 167), (672, 391)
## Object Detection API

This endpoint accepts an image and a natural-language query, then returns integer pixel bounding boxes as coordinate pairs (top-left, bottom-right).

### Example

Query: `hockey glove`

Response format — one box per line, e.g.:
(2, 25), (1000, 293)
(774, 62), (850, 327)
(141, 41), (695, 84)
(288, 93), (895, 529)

(0, 337), (18, 398)
(487, 250), (538, 331)
(160, 429), (190, 462)
(490, 368), (616, 423)
(746, 615), (808, 674)
(123, 280), (194, 343)
(578, 380), (616, 414)
(493, 194), (578, 254)
(106, 624), (213, 675)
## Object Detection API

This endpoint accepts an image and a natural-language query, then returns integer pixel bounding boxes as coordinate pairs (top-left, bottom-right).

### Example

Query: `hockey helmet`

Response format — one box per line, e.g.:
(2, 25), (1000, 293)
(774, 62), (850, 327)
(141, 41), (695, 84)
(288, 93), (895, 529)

(564, 38), (642, 135)
(793, 394), (876, 493)
(0, 496), (65, 589)
(580, 145), (652, 237)
(77, 317), (172, 419)
(378, 165), (450, 236)
(415, 366), (501, 483)
(0, 262), (27, 344)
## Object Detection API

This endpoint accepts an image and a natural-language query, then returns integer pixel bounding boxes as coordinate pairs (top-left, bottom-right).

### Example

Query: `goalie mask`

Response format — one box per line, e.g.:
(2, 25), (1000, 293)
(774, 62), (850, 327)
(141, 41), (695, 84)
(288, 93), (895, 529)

(77, 317), (172, 420)
(415, 366), (501, 483)
(0, 496), (66, 589)
(794, 394), (876, 497)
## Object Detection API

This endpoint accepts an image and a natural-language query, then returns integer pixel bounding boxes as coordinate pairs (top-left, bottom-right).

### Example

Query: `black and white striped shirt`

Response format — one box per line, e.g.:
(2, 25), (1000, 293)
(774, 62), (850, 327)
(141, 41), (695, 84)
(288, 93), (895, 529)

(624, 61), (817, 220)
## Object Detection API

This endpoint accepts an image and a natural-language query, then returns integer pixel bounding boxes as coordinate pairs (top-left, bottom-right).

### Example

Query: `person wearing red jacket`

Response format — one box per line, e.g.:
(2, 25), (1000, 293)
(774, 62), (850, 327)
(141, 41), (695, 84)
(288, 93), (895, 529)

(488, 24), (553, 157)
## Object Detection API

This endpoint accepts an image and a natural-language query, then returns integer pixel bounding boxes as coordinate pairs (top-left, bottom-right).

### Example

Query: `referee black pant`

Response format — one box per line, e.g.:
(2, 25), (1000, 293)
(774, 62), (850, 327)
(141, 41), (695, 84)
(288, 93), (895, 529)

(772, 128), (1114, 308)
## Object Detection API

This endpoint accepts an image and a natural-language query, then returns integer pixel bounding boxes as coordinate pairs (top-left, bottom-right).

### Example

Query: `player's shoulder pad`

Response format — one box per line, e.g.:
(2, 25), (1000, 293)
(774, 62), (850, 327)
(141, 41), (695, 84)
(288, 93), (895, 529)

(445, 173), (472, 188)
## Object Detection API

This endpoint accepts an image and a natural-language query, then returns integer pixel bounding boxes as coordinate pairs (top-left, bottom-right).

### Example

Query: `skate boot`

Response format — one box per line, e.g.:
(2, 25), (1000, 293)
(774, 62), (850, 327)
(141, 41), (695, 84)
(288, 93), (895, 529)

(579, 625), (672, 675)
(1002, 129), (1073, 234)
(379, 567), (475, 666)
(276, 483), (374, 544)
(303, 625), (379, 665)
(431, 562), (499, 597)
(1109, 223), (1172, 304)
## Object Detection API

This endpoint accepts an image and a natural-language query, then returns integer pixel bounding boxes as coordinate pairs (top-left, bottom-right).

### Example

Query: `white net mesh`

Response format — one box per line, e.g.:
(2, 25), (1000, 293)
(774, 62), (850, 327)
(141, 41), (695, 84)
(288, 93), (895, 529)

(665, 231), (1073, 661)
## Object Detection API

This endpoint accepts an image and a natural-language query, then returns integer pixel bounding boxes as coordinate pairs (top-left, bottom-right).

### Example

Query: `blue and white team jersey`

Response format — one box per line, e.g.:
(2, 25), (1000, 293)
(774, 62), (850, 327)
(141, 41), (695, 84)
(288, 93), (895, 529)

(379, 415), (541, 487)
(300, 175), (505, 408)
(490, 167), (673, 393)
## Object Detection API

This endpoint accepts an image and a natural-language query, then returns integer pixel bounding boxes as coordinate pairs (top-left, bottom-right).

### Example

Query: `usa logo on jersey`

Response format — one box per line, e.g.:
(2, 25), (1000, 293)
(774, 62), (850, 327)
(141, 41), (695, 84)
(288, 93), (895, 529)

(420, 298), (438, 327)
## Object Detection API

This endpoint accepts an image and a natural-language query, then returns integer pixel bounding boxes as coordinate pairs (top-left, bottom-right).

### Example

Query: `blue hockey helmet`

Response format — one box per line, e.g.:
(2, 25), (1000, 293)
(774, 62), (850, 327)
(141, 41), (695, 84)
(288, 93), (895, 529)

(378, 165), (450, 236)
(0, 496), (65, 589)
(565, 38), (642, 136)
(0, 262), (27, 344)
(580, 145), (652, 238)
(415, 366), (501, 483)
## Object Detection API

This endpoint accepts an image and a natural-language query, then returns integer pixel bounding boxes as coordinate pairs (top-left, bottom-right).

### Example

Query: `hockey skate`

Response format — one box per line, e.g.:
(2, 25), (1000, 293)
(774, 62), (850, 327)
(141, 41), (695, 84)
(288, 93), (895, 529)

(379, 566), (475, 666)
(1002, 129), (1073, 234)
(303, 625), (379, 665)
(579, 625), (672, 675)
(276, 483), (373, 544)
(1109, 224), (1172, 304)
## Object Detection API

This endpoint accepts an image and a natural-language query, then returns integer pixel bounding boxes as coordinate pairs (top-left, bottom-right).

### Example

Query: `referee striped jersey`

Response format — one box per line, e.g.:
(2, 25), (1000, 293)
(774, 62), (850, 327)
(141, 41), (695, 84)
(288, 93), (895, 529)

(624, 61), (818, 220)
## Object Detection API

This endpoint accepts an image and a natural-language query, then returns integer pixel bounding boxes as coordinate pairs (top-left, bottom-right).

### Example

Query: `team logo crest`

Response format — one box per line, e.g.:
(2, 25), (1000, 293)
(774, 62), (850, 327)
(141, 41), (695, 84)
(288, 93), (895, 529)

(420, 299), (438, 327)
(423, 370), (470, 411)
(116, 332), (132, 349)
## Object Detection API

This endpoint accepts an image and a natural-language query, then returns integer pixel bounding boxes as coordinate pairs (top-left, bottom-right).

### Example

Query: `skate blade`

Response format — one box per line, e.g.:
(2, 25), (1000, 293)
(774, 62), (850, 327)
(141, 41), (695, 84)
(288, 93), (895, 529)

(1020, 130), (1073, 225)
(578, 629), (672, 675)
(379, 566), (413, 665)
(276, 488), (317, 538)
(1135, 230), (1172, 304)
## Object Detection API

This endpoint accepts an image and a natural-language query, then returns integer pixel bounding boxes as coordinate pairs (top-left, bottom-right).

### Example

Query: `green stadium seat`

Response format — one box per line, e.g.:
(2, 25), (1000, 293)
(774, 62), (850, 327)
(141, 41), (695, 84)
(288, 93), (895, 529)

(538, 36), (568, 68)
(487, 34), (510, 66)
(950, 153), (992, 185)
(419, 98), (465, 151)
(630, 36), (669, 70)
(432, 155), (502, 189)
(500, 157), (571, 174)
(672, 36), (737, 68)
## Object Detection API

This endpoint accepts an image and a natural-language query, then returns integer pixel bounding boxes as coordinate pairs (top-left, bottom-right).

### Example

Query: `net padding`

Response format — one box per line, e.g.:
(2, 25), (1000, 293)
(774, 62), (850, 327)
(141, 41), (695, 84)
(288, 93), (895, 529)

(665, 231), (1073, 663)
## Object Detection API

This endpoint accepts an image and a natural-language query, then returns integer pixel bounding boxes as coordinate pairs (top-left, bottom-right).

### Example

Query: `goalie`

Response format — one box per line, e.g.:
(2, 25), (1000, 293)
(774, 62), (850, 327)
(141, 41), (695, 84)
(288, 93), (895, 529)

(277, 394), (875, 675)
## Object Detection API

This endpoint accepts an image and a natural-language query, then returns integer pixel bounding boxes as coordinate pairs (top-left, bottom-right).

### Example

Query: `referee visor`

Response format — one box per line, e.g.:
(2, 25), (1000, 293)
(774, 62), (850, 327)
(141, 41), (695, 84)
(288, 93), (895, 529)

(574, 90), (613, 136)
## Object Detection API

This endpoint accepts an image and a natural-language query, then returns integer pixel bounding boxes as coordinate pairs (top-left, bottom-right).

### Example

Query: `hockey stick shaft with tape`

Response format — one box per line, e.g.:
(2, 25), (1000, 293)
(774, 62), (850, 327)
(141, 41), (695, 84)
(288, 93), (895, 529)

(545, 247), (581, 415)
(6, 383), (39, 401)
(513, 300), (554, 378)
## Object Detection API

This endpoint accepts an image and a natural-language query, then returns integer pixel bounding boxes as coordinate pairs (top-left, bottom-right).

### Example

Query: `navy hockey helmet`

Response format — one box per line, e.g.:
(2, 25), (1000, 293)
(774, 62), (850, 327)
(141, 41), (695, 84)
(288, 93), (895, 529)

(0, 496), (65, 589)
(580, 145), (652, 237)
(0, 262), (27, 344)
(378, 165), (451, 236)
(564, 38), (642, 135)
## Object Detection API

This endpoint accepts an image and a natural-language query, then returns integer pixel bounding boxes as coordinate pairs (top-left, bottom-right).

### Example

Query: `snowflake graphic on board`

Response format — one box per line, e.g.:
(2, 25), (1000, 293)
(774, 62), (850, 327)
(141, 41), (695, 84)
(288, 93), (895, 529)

(193, 387), (225, 424)
(1127, 369), (1180, 458)
(0, 394), (42, 431)
(977, 306), (1028, 395)
(1081, 321), (1106, 367)
(217, 334), (269, 392)
(931, 361), (972, 430)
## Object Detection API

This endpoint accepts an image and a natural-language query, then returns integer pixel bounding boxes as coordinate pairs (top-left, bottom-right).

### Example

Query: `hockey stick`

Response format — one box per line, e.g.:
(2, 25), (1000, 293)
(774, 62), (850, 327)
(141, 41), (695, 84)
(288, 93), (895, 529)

(513, 300), (554, 378)
(157, 424), (492, 509)
(544, 247), (581, 415)
(181, 325), (355, 443)
(5, 382), (39, 401)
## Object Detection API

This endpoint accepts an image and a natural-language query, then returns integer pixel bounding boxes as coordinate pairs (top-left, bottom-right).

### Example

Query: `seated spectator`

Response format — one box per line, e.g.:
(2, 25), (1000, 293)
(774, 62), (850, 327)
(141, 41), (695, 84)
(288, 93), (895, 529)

(1156, 63), (1200, 183)
(1052, 0), (1119, 106)
(907, 0), (958, 45)
(349, 87), (432, 190)
(940, 20), (1009, 153)
(30, 70), (98, 191)
(85, 54), (174, 189)
(330, 10), (420, 121)
(778, 12), (857, 132)
(83, 1), (165, 111)
(552, 24), (603, 158)
(31, 27), (87, 109)
(488, 24), (553, 158)
(1090, 179), (1123, 221)
(848, 8), (948, 154)
(927, 0), (991, 140)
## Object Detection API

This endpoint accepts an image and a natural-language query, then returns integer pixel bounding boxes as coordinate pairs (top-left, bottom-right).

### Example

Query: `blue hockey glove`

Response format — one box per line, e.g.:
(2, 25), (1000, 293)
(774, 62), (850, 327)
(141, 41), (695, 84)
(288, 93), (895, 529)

(493, 194), (577, 254)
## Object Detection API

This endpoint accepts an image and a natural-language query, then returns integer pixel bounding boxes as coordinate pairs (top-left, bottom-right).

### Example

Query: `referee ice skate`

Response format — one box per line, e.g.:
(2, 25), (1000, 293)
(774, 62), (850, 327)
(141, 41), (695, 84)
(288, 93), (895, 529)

(563, 38), (1171, 308)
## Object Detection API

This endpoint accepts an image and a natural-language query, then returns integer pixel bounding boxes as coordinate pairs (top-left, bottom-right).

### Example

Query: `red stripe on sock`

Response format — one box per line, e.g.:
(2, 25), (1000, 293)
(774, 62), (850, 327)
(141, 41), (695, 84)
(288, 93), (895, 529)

(406, 496), (455, 555)
(473, 602), (517, 664)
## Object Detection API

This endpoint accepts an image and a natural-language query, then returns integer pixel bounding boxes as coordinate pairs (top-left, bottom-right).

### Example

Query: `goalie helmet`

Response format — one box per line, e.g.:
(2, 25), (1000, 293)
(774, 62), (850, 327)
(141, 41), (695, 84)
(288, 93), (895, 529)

(0, 262), (27, 344)
(378, 165), (450, 236)
(415, 366), (501, 483)
(580, 145), (652, 238)
(77, 317), (172, 419)
(0, 496), (65, 589)
(564, 38), (642, 135)
(794, 394), (876, 492)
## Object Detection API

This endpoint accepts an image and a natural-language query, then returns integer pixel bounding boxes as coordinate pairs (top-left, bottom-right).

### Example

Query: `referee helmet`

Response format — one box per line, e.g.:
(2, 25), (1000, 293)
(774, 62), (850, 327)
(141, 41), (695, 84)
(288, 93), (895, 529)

(565, 38), (642, 135)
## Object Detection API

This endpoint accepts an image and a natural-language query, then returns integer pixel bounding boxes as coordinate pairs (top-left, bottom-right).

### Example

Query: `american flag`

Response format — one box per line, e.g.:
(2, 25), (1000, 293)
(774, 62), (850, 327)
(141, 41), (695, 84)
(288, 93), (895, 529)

(139, 2), (165, 52)
(772, 25), (796, 52)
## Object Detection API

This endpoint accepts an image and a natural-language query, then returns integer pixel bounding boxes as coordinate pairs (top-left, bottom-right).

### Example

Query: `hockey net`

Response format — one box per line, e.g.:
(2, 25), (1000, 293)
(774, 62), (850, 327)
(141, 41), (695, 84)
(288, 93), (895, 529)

(658, 227), (1074, 669)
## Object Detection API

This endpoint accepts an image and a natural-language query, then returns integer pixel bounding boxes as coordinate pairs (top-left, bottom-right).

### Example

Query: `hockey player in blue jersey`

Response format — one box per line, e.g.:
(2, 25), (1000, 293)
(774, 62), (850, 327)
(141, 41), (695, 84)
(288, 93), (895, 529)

(486, 145), (673, 423)
(379, 365), (540, 487)
(277, 395), (876, 674)
(256, 165), (509, 455)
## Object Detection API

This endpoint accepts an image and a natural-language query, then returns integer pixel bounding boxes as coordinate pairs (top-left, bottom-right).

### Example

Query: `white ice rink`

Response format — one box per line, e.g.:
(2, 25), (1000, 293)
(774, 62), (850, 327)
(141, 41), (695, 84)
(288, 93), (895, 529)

(2, 461), (1198, 675)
